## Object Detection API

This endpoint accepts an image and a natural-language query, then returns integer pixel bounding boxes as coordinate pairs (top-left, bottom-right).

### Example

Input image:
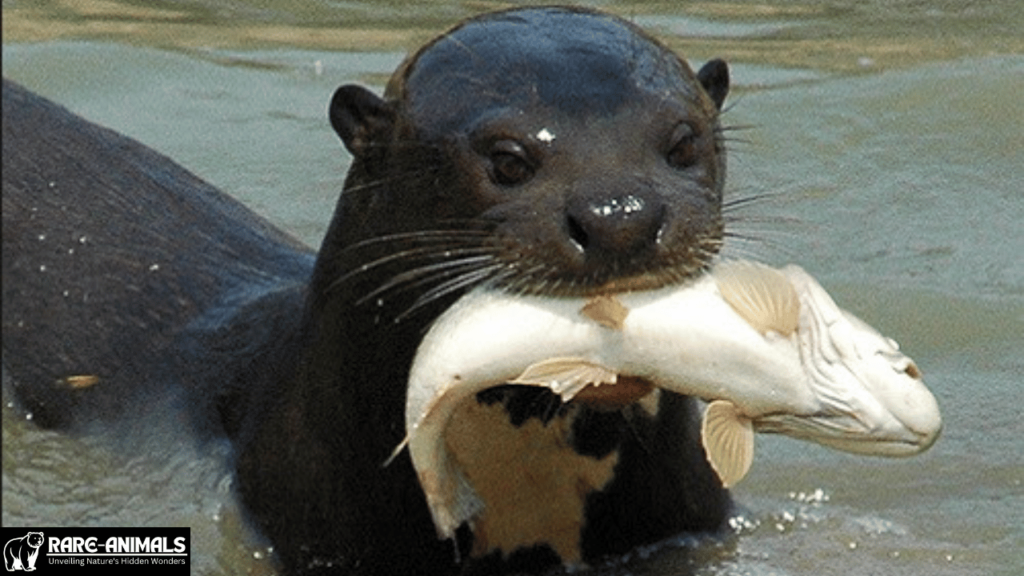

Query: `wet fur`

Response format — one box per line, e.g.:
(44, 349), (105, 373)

(1, 79), (312, 437)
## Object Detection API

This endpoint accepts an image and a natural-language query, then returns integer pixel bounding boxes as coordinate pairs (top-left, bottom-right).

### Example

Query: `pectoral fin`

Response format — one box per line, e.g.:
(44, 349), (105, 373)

(510, 357), (618, 401)
(715, 260), (799, 336)
(701, 400), (755, 488)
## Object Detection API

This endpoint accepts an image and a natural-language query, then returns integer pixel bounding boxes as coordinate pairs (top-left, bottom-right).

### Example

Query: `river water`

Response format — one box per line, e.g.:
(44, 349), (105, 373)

(3, 1), (1022, 575)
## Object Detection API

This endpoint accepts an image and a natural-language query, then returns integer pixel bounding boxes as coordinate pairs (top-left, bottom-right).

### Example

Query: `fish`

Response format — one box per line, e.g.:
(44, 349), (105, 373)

(400, 259), (943, 539)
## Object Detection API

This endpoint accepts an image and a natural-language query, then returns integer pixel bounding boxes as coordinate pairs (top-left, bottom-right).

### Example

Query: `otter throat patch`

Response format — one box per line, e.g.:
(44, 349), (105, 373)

(444, 399), (617, 563)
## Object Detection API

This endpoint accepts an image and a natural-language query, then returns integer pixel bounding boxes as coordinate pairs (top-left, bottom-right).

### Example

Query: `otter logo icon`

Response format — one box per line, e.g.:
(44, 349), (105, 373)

(3, 532), (43, 572)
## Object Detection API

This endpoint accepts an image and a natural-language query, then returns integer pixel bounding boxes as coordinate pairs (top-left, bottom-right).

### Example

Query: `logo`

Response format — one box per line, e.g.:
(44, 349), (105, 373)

(0, 528), (188, 574)
(4, 532), (44, 572)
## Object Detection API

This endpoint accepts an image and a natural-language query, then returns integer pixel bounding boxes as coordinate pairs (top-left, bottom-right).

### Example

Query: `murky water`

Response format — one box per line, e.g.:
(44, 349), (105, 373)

(3, 1), (1022, 575)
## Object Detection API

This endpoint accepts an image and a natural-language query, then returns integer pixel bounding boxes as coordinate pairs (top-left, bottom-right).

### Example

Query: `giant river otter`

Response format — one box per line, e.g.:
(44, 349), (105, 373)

(3, 6), (940, 576)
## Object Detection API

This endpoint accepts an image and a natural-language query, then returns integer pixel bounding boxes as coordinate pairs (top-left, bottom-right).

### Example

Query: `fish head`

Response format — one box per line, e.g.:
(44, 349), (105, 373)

(754, 267), (942, 456)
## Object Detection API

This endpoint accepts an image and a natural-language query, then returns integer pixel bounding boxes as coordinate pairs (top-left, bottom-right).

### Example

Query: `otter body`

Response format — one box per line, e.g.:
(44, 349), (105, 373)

(3, 7), (731, 575)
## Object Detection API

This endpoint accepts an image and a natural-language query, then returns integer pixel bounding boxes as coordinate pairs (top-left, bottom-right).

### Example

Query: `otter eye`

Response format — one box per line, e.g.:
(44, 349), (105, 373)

(666, 123), (700, 170)
(489, 140), (534, 186)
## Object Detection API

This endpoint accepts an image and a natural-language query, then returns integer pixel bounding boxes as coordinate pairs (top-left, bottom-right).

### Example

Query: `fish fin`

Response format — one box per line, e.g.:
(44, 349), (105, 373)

(383, 435), (410, 467)
(580, 295), (630, 330)
(701, 400), (755, 488)
(510, 357), (618, 401)
(715, 260), (800, 336)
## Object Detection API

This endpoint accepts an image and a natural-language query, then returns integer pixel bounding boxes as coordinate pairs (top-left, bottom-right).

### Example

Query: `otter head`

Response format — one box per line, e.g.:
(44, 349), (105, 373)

(329, 6), (729, 300)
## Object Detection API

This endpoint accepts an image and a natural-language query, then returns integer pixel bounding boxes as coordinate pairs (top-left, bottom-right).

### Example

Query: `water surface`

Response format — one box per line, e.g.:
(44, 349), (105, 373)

(3, 1), (1022, 575)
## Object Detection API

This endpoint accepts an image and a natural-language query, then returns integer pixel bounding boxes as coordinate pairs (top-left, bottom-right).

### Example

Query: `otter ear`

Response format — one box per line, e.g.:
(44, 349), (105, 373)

(697, 59), (730, 111)
(329, 85), (393, 158)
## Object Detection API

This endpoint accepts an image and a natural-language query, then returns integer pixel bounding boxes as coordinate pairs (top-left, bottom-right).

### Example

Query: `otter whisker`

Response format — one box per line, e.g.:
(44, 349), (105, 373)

(358, 254), (498, 306)
(493, 263), (554, 295)
(396, 264), (512, 322)
(723, 191), (787, 212)
(331, 245), (493, 293)
(339, 219), (494, 249)
(720, 190), (804, 260)
(341, 229), (492, 254)
(718, 123), (754, 133)
(335, 170), (428, 197)
(714, 121), (754, 150)
(721, 231), (766, 243)
(723, 230), (796, 261)
(718, 243), (767, 263)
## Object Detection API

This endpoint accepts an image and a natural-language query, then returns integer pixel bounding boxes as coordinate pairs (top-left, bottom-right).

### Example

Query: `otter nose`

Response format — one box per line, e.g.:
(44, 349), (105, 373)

(566, 189), (666, 260)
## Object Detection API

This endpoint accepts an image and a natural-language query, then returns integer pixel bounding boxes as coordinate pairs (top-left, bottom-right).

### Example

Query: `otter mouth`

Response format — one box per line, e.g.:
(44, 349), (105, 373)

(397, 260), (942, 561)
(488, 234), (725, 300)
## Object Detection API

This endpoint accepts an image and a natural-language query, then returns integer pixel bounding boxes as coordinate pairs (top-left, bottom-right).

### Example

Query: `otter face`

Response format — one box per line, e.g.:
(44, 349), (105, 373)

(443, 88), (727, 296)
(331, 6), (729, 299)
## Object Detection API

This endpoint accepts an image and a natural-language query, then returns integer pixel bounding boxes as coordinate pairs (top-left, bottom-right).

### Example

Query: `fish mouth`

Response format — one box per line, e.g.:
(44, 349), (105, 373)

(754, 408), (942, 457)
(769, 294), (945, 458)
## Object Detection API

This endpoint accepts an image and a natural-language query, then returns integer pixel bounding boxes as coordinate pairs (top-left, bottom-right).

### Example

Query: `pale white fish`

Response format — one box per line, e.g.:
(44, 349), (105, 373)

(403, 260), (942, 539)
